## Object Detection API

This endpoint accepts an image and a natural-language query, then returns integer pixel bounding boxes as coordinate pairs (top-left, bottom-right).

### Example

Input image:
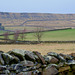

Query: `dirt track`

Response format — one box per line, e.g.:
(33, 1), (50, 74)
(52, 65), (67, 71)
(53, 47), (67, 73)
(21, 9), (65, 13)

(0, 43), (75, 55)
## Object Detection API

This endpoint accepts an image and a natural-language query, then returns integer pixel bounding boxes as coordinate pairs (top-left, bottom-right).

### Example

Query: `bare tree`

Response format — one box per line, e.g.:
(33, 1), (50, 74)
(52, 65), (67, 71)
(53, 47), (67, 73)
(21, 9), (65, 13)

(34, 26), (44, 43)
(20, 28), (27, 41)
(13, 30), (20, 42)
(3, 32), (9, 42)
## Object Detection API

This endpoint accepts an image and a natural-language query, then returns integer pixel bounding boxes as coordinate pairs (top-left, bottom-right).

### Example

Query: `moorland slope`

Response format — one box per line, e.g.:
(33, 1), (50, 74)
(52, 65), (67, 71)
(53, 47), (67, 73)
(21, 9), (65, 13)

(0, 12), (75, 32)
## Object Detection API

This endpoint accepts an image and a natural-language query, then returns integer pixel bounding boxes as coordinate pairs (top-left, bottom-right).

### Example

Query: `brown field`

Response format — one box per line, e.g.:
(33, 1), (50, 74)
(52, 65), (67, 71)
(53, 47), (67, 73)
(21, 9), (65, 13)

(0, 43), (75, 55)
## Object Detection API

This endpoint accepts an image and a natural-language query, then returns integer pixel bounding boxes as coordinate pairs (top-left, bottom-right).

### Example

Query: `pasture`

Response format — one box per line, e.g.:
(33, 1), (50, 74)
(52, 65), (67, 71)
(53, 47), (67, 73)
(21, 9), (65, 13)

(0, 29), (75, 55)
(0, 29), (75, 41)
(0, 30), (8, 34)
(24, 29), (75, 41)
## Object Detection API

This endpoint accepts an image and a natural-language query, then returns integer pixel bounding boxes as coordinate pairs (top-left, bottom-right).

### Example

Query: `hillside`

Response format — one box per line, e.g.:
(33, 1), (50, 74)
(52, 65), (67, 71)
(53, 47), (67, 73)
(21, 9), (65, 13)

(0, 12), (75, 32)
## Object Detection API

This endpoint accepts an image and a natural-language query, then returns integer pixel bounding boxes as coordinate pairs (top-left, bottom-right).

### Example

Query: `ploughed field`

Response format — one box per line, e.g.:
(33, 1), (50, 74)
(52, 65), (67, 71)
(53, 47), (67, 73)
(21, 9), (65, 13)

(0, 43), (75, 55)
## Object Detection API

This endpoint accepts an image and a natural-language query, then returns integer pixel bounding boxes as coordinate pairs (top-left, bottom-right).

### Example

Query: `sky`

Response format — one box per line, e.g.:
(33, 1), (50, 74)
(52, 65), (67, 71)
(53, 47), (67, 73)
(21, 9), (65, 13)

(0, 0), (75, 14)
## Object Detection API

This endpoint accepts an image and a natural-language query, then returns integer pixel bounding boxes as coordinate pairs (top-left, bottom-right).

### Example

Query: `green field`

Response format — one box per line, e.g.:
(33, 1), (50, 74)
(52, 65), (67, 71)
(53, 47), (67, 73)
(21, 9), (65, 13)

(26, 29), (75, 41)
(0, 30), (8, 34)
(0, 29), (75, 41)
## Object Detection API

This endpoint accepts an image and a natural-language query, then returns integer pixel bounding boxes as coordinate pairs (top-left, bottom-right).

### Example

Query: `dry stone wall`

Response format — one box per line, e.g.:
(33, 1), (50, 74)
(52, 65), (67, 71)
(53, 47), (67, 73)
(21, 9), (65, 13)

(0, 49), (75, 75)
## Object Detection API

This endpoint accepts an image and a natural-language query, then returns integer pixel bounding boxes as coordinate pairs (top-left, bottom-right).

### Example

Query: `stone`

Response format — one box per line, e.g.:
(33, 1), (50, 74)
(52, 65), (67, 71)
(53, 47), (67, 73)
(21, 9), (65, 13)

(8, 49), (25, 61)
(41, 65), (47, 68)
(22, 64), (42, 72)
(70, 53), (75, 60)
(0, 65), (6, 70)
(0, 50), (75, 74)
(70, 53), (75, 57)
(66, 55), (73, 60)
(45, 64), (58, 69)
(24, 51), (39, 62)
(58, 66), (71, 72)
(7, 64), (24, 74)
(59, 53), (73, 60)
(70, 64), (75, 71)
(58, 62), (65, 68)
(0, 51), (4, 54)
(10, 64), (23, 73)
(5, 54), (20, 65)
(0, 53), (4, 65)
(43, 64), (58, 75)
(44, 55), (52, 63)
(10, 55), (20, 64)
(59, 53), (67, 59)
(67, 60), (75, 65)
(4, 70), (10, 75)
(32, 70), (39, 75)
(38, 68), (42, 73)
(0, 70), (10, 75)
(47, 52), (58, 57)
(47, 52), (66, 62)
(58, 55), (66, 62)
(58, 72), (66, 75)
(1, 53), (14, 65)
(17, 71), (32, 75)
(67, 71), (74, 75)
(50, 57), (59, 64)
(35, 63), (42, 69)
(20, 60), (34, 67)
(44, 55), (59, 64)
(33, 51), (46, 64)
(10, 72), (16, 75)
(22, 67), (30, 72)
(0, 70), (4, 74)
(22, 66), (38, 72)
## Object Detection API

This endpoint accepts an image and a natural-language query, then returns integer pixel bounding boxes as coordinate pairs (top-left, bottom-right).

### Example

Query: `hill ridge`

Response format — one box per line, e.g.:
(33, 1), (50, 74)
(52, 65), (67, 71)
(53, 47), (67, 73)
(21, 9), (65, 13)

(0, 12), (75, 31)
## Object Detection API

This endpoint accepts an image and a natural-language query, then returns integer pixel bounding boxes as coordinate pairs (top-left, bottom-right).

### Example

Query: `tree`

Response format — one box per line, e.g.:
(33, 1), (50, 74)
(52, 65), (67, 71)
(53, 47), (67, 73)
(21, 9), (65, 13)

(13, 30), (20, 42)
(20, 28), (26, 41)
(3, 32), (9, 42)
(34, 26), (44, 43)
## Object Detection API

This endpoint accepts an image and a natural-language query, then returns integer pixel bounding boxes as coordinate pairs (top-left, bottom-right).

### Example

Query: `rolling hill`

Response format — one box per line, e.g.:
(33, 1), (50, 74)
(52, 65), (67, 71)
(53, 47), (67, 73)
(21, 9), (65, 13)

(0, 12), (75, 32)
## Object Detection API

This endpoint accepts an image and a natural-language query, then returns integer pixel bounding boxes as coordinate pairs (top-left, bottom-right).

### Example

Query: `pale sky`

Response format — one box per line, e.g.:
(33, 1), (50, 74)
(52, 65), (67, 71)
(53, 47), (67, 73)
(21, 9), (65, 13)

(0, 0), (75, 13)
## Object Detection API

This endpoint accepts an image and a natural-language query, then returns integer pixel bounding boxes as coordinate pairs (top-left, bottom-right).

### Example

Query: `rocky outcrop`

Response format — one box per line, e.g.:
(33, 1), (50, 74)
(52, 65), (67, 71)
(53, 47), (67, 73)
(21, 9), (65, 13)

(0, 49), (75, 75)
